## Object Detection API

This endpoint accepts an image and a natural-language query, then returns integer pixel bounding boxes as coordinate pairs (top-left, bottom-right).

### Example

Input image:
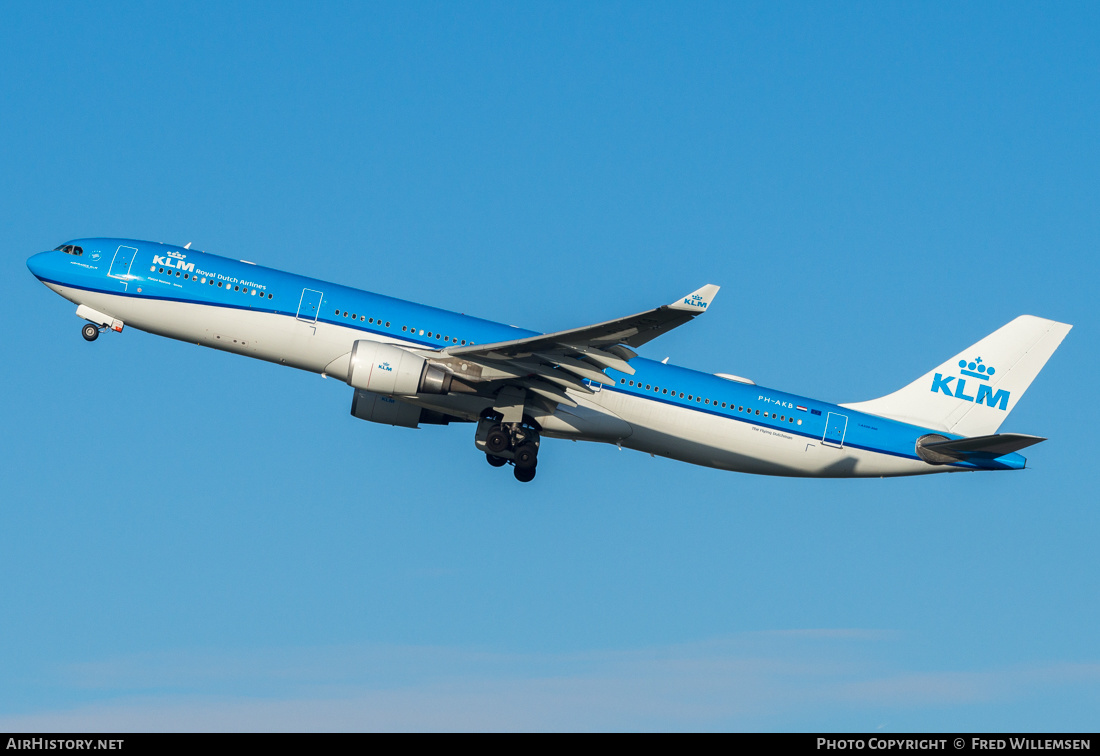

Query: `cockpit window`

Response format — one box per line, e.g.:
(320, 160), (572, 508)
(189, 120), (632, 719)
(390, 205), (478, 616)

(53, 244), (83, 256)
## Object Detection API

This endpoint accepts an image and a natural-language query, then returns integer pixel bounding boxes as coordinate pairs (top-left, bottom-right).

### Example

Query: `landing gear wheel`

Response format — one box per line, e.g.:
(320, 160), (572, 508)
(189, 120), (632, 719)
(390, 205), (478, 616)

(514, 465), (536, 483)
(81, 323), (100, 342)
(513, 443), (538, 469)
(486, 427), (510, 455)
(486, 454), (507, 468)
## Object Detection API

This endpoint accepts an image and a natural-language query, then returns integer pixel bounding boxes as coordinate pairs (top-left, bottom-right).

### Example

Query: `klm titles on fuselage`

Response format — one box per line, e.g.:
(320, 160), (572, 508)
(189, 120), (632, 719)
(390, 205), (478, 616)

(152, 251), (195, 272)
(152, 252), (266, 291)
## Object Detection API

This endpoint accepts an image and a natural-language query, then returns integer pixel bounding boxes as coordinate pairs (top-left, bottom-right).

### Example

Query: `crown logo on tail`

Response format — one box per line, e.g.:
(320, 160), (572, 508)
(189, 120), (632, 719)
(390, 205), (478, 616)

(959, 357), (996, 381)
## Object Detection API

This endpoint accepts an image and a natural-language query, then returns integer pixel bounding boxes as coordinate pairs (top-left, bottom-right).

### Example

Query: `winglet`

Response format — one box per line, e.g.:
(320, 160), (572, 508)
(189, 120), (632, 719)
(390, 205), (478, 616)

(669, 284), (720, 313)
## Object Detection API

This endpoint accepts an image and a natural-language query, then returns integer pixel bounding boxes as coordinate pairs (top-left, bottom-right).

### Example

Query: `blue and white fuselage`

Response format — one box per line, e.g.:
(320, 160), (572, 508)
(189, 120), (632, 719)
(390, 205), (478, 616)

(27, 239), (1072, 482)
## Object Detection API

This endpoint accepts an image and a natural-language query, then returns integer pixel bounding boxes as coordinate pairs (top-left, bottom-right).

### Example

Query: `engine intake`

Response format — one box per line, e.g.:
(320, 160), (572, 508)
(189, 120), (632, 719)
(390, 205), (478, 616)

(346, 340), (453, 395)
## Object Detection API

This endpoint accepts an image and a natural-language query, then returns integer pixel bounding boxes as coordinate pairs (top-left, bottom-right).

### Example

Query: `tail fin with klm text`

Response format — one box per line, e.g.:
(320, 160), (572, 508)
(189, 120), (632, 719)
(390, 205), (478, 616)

(841, 315), (1071, 437)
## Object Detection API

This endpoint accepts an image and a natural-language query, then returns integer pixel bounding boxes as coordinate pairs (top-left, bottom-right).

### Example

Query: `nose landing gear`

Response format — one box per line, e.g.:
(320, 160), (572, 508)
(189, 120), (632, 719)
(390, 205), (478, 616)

(475, 415), (541, 482)
(75, 306), (123, 342)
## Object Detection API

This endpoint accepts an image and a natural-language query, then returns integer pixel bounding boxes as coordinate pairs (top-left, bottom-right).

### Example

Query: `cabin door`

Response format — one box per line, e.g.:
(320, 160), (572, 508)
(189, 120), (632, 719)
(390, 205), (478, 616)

(108, 245), (137, 280)
(822, 412), (848, 448)
(296, 288), (323, 323)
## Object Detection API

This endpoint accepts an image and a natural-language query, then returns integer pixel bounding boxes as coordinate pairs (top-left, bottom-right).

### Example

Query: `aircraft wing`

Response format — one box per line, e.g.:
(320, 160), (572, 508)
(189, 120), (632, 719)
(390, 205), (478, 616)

(439, 284), (719, 406)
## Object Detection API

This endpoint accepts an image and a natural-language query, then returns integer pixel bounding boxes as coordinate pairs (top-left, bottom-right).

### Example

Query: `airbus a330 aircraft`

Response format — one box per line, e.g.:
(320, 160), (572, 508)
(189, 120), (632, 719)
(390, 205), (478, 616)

(28, 239), (1071, 482)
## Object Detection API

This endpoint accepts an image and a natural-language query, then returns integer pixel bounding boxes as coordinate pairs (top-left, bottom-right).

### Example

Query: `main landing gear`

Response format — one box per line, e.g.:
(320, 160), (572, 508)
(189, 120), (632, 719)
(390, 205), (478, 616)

(476, 415), (541, 483)
(81, 323), (101, 342)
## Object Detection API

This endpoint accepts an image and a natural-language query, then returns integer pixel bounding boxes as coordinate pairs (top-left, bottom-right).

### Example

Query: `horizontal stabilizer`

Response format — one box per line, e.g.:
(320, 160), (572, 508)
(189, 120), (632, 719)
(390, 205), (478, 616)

(918, 433), (1046, 462)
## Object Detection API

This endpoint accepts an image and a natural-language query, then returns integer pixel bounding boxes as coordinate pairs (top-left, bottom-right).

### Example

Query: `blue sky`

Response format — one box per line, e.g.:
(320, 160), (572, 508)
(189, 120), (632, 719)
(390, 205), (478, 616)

(2, 1), (1098, 731)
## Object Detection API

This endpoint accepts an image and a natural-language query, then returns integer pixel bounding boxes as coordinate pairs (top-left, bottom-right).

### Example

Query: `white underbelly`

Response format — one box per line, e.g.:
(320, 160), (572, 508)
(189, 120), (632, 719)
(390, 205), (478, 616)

(597, 390), (936, 478)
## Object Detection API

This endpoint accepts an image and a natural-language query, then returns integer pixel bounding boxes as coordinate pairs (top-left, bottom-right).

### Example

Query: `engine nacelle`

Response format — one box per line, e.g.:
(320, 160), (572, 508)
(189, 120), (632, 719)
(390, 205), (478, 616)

(350, 389), (424, 428)
(350, 389), (455, 428)
(346, 340), (453, 395)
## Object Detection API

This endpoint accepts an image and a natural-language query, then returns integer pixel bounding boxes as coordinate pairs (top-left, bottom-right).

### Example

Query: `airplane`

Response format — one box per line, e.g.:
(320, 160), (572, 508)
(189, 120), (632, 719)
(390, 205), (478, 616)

(27, 238), (1071, 483)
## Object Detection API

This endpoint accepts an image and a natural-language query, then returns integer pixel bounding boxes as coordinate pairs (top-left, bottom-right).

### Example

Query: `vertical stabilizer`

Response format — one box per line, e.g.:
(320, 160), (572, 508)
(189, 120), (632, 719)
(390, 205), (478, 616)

(841, 315), (1071, 436)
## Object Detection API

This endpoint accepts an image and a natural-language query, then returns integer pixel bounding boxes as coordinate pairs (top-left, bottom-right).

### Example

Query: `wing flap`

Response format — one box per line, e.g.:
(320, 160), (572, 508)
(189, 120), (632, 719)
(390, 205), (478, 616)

(534, 353), (616, 386)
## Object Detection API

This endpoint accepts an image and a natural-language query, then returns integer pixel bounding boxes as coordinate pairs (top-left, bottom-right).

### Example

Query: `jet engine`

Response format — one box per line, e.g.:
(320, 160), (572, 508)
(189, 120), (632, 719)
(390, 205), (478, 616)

(350, 390), (424, 428)
(349, 389), (453, 428)
(346, 340), (453, 395)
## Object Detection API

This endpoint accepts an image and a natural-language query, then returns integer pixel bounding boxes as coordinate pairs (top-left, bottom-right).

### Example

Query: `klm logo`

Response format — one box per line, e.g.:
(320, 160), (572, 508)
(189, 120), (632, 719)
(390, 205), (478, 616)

(378, 361), (393, 372)
(930, 357), (1010, 410)
(152, 250), (195, 273)
(682, 293), (708, 310)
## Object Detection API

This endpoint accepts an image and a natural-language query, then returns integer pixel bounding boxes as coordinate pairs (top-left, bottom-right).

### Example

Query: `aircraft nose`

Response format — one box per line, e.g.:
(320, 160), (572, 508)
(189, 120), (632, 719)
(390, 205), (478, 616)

(27, 251), (51, 280)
